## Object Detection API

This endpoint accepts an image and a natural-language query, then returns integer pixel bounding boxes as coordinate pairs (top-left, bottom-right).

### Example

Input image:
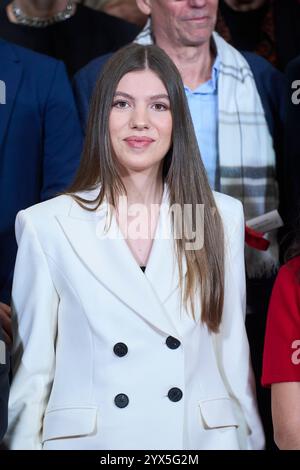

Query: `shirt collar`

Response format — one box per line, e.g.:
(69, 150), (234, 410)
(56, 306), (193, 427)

(184, 55), (220, 95)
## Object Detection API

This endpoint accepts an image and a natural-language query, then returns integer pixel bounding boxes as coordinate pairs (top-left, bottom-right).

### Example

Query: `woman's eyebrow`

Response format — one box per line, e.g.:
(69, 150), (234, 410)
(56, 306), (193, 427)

(114, 92), (170, 101)
(149, 94), (170, 101)
(114, 92), (133, 99)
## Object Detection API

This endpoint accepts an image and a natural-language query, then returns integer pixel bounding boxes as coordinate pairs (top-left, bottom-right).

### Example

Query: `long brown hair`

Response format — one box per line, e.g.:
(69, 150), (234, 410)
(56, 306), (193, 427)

(68, 44), (224, 332)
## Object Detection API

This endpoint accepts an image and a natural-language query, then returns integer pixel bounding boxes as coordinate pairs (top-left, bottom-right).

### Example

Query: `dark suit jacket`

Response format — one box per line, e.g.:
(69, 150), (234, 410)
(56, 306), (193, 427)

(0, 4), (140, 77)
(73, 52), (112, 132)
(0, 326), (9, 442)
(217, 0), (300, 71)
(283, 55), (300, 241)
(0, 39), (83, 303)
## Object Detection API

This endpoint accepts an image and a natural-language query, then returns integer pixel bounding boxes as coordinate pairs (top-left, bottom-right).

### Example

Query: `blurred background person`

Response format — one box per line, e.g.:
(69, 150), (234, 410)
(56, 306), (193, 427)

(216, 0), (300, 70)
(79, 0), (147, 26)
(262, 240), (300, 449)
(0, 38), (82, 342)
(282, 55), (300, 247)
(0, 0), (140, 76)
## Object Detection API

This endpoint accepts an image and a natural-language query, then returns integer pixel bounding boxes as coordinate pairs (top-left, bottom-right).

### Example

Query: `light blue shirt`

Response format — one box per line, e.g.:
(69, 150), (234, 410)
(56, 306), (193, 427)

(184, 56), (220, 190)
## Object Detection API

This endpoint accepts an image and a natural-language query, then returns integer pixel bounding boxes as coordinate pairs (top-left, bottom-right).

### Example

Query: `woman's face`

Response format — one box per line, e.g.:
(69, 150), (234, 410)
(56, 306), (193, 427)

(109, 69), (173, 174)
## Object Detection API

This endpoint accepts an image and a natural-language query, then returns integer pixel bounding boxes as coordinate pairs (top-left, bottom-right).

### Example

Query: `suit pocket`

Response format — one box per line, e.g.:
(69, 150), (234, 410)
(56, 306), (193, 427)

(198, 397), (239, 430)
(42, 406), (97, 443)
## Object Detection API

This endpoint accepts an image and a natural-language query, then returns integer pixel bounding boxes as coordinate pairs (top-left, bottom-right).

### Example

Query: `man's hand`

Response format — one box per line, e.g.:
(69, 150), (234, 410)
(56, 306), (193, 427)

(0, 302), (12, 347)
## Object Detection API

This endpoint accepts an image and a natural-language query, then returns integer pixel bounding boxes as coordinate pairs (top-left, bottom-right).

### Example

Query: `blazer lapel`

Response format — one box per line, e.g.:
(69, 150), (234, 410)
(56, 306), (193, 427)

(56, 195), (180, 338)
(0, 41), (23, 151)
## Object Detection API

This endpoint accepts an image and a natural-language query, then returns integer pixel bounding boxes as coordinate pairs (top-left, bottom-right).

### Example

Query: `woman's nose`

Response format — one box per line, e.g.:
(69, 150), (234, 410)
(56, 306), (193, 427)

(129, 106), (150, 129)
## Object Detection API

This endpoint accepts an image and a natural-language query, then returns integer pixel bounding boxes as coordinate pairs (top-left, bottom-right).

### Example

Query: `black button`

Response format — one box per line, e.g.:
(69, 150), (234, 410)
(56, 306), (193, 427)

(114, 393), (129, 408)
(113, 342), (128, 357)
(166, 336), (181, 350)
(168, 387), (183, 402)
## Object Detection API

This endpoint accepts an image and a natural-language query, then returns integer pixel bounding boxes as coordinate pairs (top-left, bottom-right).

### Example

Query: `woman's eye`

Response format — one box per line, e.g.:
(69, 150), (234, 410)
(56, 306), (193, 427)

(152, 103), (168, 111)
(112, 101), (129, 109)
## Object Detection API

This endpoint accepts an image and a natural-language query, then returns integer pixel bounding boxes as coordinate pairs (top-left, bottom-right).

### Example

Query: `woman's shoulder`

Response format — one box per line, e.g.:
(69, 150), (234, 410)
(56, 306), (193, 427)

(20, 187), (101, 222)
(212, 191), (243, 220)
(14, 195), (76, 245)
(211, 192), (244, 245)
(19, 194), (74, 222)
(277, 256), (300, 286)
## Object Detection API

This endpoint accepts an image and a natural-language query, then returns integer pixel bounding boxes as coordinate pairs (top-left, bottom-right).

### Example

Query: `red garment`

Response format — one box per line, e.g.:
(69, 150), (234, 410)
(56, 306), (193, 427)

(245, 226), (270, 251)
(262, 256), (300, 386)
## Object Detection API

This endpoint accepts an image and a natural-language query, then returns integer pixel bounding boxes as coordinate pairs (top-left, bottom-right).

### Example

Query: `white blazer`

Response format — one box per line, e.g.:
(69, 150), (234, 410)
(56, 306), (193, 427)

(6, 188), (265, 450)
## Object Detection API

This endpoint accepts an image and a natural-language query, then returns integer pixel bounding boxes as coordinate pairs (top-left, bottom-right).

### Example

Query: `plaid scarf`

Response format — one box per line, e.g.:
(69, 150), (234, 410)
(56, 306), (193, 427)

(134, 22), (279, 278)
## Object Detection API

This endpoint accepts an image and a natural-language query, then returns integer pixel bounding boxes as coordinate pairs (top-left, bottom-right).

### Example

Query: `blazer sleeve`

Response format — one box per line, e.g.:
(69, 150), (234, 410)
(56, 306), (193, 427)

(5, 210), (59, 450)
(41, 61), (83, 201)
(214, 200), (265, 450)
(0, 326), (9, 442)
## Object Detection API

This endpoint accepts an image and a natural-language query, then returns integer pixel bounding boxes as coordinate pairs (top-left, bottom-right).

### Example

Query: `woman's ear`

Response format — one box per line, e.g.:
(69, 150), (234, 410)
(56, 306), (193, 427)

(136, 0), (152, 16)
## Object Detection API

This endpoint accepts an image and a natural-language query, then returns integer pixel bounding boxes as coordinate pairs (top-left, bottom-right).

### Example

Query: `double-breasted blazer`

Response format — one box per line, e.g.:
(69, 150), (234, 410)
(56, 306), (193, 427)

(6, 188), (265, 450)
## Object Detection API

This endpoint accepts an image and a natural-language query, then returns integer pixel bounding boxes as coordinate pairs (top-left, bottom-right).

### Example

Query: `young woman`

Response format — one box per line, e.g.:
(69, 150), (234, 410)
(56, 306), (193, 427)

(6, 44), (264, 450)
(262, 243), (300, 449)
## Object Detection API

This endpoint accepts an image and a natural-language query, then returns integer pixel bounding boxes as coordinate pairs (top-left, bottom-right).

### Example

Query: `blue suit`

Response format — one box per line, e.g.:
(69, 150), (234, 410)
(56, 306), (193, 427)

(0, 39), (83, 303)
(73, 53), (112, 132)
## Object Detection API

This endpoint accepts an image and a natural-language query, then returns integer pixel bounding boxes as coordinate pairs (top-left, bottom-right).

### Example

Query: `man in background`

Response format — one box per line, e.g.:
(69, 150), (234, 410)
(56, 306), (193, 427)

(0, 38), (83, 342)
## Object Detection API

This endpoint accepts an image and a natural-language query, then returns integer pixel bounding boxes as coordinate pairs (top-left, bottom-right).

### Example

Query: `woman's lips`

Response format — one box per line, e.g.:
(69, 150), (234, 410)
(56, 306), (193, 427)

(124, 137), (155, 149)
